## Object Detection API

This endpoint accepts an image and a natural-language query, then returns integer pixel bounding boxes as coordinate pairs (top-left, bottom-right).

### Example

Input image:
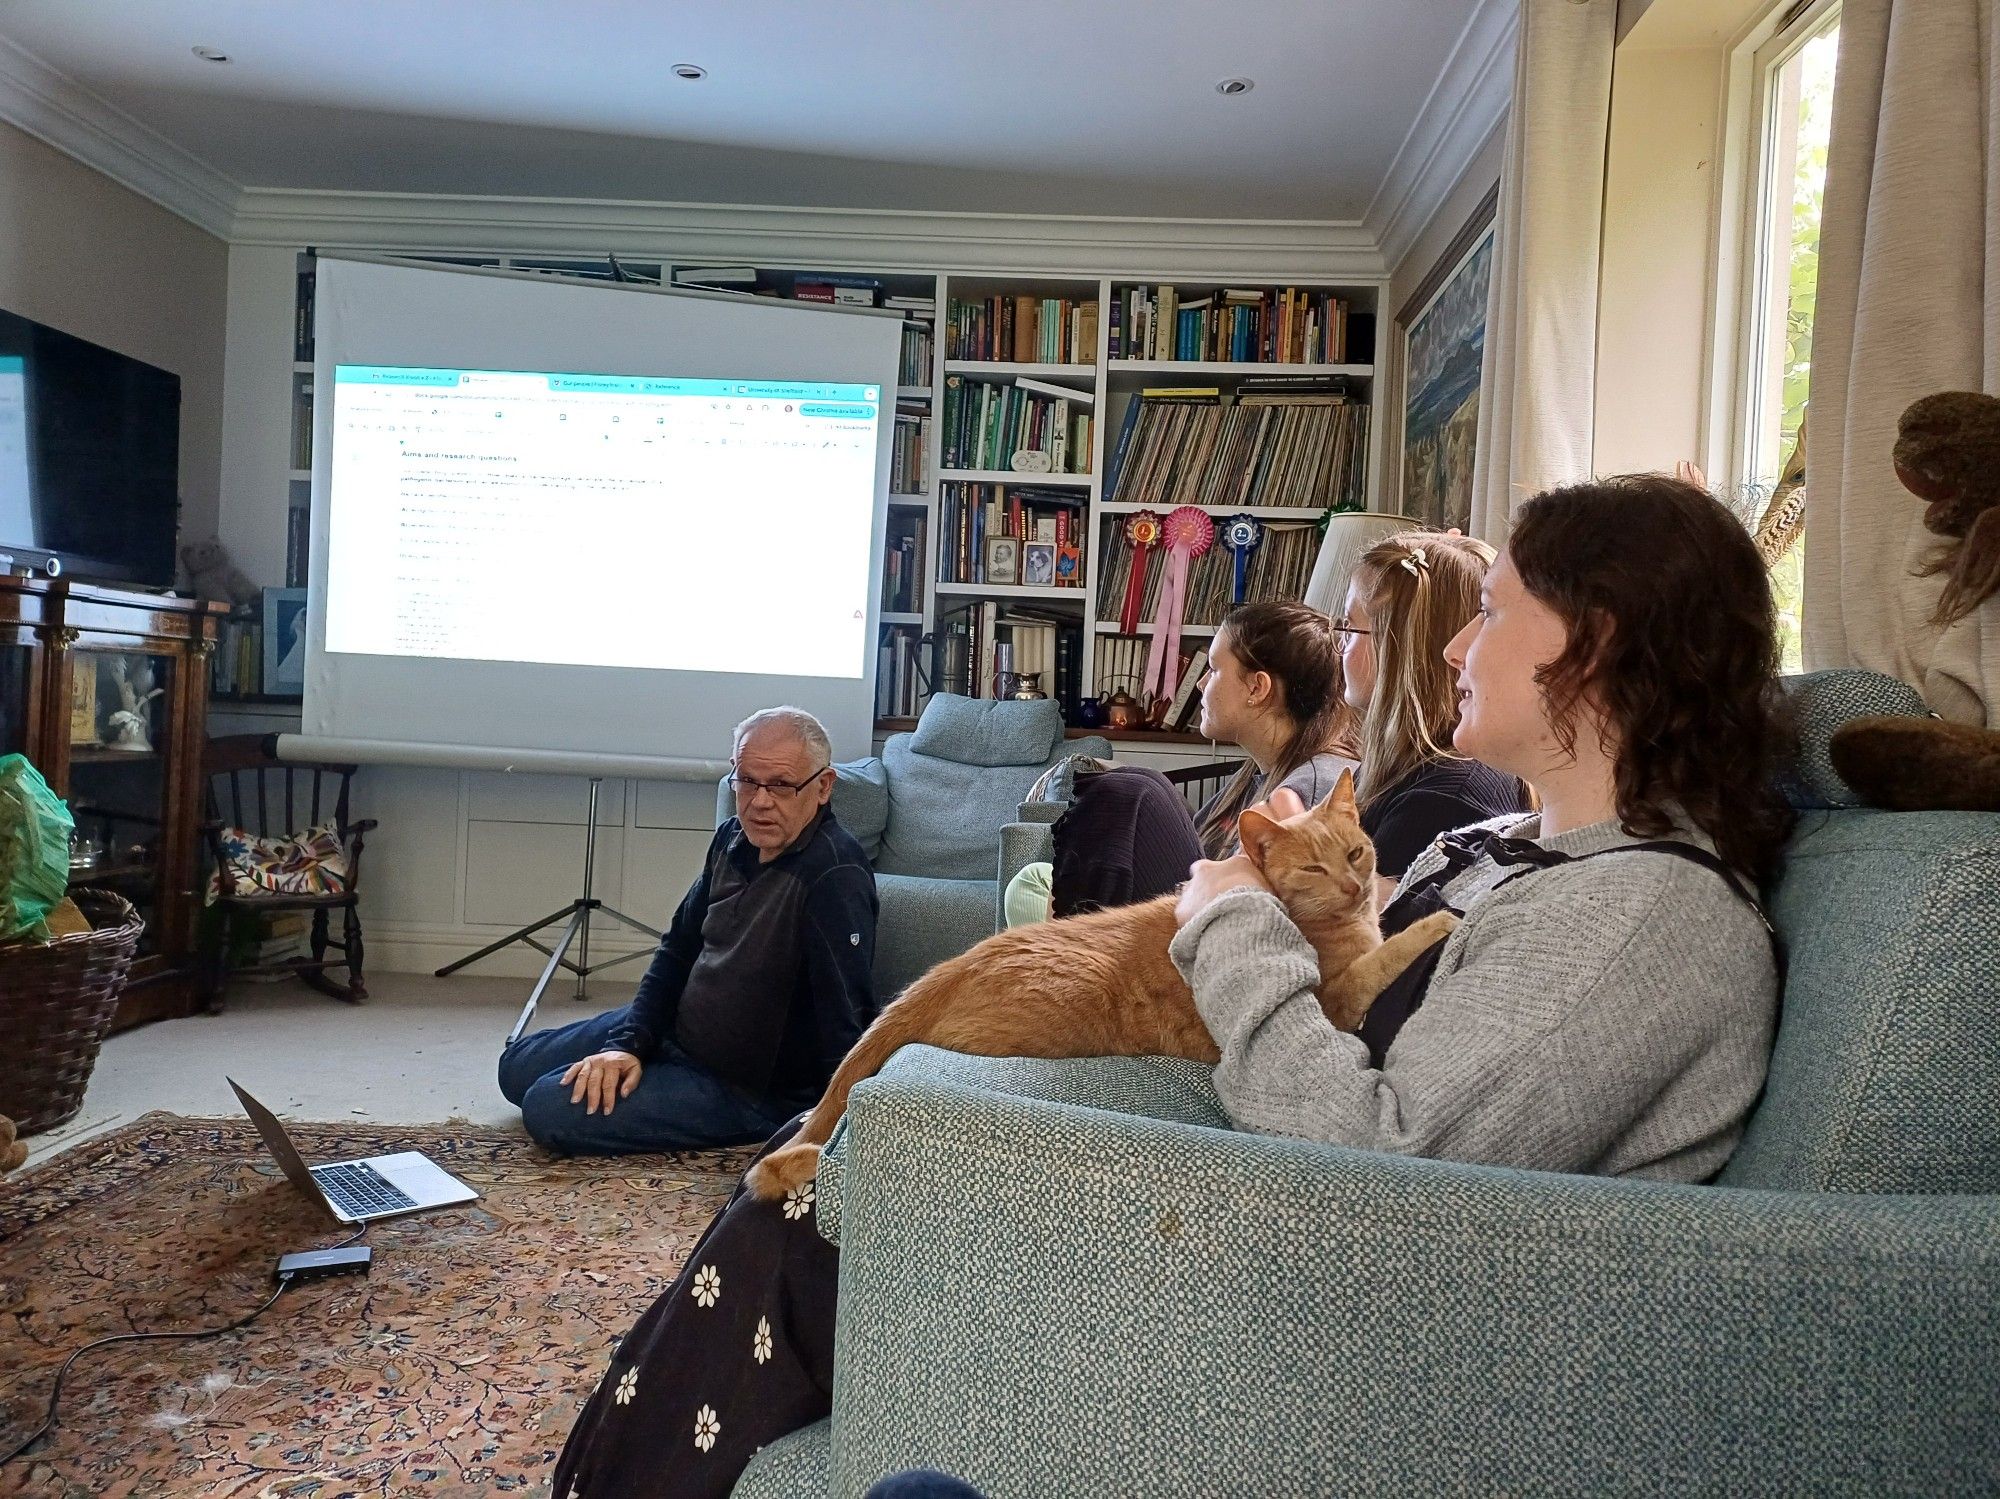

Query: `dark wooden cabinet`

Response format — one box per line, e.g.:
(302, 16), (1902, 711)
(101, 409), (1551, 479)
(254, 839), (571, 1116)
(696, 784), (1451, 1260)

(0, 577), (227, 1031)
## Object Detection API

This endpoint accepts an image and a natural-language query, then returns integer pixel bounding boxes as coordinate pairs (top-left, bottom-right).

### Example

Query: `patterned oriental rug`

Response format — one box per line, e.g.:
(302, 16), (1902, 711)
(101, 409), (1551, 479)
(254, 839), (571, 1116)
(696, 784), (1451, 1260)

(0, 1115), (753, 1496)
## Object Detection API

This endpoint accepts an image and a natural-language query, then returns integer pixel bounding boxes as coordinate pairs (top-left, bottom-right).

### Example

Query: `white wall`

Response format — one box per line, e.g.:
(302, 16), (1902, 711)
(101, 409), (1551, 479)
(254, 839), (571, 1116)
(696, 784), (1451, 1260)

(0, 119), (227, 553)
(1593, 46), (1722, 474)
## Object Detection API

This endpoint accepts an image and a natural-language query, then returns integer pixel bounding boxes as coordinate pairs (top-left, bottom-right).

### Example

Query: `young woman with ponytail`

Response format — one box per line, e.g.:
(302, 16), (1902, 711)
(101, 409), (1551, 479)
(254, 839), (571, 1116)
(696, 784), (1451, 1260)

(1338, 531), (1532, 901)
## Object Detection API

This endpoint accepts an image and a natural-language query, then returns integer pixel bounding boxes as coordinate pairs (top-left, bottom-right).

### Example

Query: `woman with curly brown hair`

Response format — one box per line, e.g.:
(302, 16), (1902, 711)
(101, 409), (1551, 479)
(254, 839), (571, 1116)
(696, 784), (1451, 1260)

(1170, 474), (1792, 1178)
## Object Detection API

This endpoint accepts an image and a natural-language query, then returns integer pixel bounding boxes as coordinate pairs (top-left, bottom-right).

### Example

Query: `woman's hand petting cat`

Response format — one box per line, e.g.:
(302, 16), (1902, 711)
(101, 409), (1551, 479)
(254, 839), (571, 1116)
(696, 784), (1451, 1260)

(1174, 852), (1274, 926)
(1173, 786), (1306, 926)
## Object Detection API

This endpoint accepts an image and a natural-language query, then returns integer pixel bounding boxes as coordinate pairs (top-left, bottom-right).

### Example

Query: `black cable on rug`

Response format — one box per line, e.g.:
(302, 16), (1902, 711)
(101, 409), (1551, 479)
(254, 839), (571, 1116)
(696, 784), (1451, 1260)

(0, 1221), (371, 1467)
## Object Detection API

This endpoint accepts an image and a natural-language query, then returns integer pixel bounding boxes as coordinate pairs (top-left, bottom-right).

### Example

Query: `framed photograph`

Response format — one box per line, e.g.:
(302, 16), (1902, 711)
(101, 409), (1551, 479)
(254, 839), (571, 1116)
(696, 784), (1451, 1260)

(262, 587), (308, 696)
(1398, 183), (1498, 532)
(69, 655), (100, 744)
(1021, 541), (1056, 588)
(984, 535), (1021, 586)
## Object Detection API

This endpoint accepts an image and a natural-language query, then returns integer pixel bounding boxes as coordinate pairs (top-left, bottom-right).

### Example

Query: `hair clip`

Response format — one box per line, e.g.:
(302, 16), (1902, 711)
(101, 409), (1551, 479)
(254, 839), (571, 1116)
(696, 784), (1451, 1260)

(1398, 548), (1430, 579)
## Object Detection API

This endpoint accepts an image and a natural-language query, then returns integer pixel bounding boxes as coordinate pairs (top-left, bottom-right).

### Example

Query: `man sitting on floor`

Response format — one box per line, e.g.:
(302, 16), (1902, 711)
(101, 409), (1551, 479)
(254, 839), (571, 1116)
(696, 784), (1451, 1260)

(498, 706), (878, 1154)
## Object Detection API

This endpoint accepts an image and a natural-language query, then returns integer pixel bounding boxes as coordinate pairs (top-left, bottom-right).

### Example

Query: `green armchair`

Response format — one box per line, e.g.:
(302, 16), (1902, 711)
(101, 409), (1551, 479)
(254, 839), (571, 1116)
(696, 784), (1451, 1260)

(735, 670), (2000, 1497)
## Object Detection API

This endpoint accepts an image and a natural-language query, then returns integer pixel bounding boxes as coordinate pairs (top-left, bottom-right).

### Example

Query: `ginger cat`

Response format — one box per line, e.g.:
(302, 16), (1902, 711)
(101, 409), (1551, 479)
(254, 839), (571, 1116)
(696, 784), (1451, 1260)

(746, 770), (1457, 1202)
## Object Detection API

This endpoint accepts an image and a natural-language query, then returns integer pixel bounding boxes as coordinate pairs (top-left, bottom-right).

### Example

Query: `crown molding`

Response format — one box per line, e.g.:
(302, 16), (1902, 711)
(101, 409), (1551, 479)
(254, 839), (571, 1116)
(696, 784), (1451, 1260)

(0, 33), (240, 239)
(228, 188), (1386, 281)
(1365, 0), (1518, 272)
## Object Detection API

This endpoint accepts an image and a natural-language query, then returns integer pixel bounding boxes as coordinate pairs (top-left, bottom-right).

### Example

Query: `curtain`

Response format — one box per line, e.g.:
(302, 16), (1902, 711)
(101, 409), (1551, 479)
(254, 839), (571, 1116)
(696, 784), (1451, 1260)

(1469, 0), (1618, 541)
(1806, 0), (1999, 724)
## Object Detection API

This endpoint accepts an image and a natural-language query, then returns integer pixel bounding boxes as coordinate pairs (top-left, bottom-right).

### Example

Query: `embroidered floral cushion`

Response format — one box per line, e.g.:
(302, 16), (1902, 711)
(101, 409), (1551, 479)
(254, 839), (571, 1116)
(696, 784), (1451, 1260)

(207, 823), (350, 902)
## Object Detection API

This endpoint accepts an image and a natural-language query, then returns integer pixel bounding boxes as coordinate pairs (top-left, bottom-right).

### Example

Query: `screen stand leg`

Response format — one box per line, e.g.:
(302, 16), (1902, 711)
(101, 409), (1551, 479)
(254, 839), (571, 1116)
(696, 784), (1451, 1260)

(431, 777), (663, 1047)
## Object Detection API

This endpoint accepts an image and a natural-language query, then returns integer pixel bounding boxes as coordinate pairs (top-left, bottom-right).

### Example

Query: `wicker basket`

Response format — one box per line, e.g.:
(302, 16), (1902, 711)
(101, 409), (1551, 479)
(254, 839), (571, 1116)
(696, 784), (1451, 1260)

(0, 890), (145, 1135)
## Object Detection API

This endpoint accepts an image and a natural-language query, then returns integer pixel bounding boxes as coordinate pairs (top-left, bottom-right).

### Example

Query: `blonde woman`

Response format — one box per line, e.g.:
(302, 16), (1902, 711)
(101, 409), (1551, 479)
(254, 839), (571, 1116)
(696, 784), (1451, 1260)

(1338, 531), (1531, 900)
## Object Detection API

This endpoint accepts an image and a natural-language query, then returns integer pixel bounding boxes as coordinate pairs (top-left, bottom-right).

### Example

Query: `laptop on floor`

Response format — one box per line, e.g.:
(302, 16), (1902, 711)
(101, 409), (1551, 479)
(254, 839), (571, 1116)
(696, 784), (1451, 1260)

(228, 1078), (480, 1224)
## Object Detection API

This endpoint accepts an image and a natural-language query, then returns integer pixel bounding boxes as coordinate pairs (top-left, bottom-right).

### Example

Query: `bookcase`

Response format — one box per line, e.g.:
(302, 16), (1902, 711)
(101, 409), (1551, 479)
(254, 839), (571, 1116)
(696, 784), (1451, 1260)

(278, 257), (1384, 736)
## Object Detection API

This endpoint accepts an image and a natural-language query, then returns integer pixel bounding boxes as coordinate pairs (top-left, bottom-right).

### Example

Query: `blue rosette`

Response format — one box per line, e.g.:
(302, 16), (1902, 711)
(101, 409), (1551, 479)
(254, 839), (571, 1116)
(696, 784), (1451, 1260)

(1222, 513), (1264, 603)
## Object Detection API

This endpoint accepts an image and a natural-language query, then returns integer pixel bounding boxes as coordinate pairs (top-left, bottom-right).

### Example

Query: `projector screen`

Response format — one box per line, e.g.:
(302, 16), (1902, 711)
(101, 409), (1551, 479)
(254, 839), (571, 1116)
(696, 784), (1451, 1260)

(297, 256), (903, 773)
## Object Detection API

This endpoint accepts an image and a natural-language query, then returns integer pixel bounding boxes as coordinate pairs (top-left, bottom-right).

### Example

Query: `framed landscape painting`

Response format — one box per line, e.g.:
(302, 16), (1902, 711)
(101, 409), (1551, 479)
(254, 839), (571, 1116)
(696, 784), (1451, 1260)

(1399, 187), (1497, 531)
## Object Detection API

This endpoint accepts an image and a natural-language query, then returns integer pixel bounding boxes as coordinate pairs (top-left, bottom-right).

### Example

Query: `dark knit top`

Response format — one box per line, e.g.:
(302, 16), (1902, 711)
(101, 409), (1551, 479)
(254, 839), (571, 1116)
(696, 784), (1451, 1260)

(1360, 757), (1533, 877)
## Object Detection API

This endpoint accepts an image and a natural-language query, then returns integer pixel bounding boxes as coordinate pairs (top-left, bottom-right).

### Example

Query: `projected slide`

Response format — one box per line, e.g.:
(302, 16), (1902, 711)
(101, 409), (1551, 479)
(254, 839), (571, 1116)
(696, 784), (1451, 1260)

(325, 366), (881, 678)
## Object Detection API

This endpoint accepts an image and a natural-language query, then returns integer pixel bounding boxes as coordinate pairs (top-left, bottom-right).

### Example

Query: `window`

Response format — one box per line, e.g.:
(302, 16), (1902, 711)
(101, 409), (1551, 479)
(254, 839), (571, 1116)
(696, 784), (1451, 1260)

(1732, 0), (1840, 671)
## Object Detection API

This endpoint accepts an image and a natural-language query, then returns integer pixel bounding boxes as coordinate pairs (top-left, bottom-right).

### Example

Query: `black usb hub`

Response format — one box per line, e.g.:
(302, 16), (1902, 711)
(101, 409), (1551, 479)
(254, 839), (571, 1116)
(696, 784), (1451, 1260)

(275, 1246), (373, 1282)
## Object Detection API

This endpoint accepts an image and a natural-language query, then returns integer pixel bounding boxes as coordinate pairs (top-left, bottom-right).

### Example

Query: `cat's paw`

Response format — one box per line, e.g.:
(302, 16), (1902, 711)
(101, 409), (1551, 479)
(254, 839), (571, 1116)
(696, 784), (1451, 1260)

(1406, 910), (1460, 944)
(746, 1144), (821, 1202)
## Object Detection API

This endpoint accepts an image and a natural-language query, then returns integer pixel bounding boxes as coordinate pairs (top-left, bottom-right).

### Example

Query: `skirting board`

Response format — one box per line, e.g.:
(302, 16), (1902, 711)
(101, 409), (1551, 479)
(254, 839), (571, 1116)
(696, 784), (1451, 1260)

(365, 919), (656, 983)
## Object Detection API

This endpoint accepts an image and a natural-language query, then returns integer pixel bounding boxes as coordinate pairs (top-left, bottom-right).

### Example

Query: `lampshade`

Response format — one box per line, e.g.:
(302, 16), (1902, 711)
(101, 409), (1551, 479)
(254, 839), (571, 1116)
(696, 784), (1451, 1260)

(1301, 511), (1414, 616)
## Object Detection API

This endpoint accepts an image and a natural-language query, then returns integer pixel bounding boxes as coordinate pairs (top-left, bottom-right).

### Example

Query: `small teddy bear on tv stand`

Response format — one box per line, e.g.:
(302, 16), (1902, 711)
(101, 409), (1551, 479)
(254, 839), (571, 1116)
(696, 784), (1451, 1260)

(1830, 390), (2000, 812)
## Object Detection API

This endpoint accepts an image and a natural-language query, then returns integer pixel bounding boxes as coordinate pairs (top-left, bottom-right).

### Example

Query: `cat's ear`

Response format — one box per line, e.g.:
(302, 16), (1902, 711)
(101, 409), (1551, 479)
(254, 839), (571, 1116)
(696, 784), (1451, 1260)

(1237, 807), (1280, 866)
(1320, 768), (1359, 818)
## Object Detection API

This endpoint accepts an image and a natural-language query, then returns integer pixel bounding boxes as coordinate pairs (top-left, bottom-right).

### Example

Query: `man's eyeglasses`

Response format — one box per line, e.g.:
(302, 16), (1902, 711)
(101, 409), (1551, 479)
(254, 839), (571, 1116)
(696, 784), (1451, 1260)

(729, 768), (830, 801)
(1333, 619), (1372, 637)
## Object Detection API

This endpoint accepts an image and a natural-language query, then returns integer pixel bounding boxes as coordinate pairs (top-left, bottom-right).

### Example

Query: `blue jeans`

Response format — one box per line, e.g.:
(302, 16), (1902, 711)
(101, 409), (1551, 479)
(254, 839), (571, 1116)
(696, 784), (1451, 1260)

(497, 1004), (794, 1154)
(865, 1475), (987, 1499)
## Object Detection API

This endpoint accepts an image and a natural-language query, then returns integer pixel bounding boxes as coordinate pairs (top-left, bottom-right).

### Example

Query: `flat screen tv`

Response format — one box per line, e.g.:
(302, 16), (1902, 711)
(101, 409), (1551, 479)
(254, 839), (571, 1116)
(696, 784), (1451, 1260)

(0, 307), (181, 586)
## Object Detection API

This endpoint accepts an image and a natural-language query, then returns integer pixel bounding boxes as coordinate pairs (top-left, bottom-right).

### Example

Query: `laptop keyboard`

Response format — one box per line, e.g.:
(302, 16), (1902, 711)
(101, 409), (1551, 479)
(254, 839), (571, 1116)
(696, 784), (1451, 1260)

(311, 1161), (418, 1217)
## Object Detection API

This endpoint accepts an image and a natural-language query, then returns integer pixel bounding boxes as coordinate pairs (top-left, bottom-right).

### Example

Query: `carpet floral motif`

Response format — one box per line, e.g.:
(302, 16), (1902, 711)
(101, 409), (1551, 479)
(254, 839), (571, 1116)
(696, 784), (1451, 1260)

(0, 1113), (753, 1496)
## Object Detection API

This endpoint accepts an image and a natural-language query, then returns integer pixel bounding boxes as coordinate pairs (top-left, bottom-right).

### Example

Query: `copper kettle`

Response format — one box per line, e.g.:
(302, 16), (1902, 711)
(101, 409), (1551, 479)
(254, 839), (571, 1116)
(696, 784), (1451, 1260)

(1104, 686), (1144, 730)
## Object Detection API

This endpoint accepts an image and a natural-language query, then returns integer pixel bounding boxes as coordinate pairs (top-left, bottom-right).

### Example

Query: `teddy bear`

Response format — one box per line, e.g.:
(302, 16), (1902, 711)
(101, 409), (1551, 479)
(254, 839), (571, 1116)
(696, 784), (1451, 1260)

(1828, 390), (2000, 812)
(0, 1112), (26, 1174)
(179, 536), (258, 605)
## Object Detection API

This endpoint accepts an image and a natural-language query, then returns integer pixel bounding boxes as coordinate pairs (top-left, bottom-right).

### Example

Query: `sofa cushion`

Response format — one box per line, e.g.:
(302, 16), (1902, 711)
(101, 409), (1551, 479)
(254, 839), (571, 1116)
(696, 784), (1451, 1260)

(907, 693), (1064, 767)
(828, 757), (891, 862)
(1723, 807), (2000, 1194)
(1782, 668), (1931, 809)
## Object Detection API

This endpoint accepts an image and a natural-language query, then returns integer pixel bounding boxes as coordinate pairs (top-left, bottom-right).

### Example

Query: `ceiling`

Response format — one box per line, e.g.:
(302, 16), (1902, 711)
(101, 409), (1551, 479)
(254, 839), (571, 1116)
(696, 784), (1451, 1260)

(0, 0), (1494, 224)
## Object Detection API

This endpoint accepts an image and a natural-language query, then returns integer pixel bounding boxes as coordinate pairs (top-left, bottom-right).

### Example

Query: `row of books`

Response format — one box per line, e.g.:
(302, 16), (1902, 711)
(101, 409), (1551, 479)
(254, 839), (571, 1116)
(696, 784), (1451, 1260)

(937, 483), (1087, 587)
(1093, 516), (1322, 628)
(290, 375), (313, 471)
(946, 296), (1098, 365)
(1093, 634), (1210, 732)
(1105, 386), (1370, 509)
(900, 321), (934, 387)
(891, 411), (929, 494)
(210, 609), (269, 697)
(285, 506), (310, 590)
(876, 625), (929, 720)
(1109, 285), (1355, 365)
(941, 375), (1095, 474)
(882, 511), (928, 615)
(293, 254), (316, 363)
(934, 604), (1086, 718)
(671, 267), (937, 321)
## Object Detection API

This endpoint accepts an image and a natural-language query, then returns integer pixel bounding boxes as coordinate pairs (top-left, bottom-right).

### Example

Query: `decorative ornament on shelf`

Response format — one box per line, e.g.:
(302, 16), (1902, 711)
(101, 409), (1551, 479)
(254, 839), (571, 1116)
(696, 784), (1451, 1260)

(1009, 449), (1052, 474)
(1118, 509), (1163, 634)
(1142, 506), (1216, 703)
(104, 656), (164, 752)
(1222, 513), (1264, 603)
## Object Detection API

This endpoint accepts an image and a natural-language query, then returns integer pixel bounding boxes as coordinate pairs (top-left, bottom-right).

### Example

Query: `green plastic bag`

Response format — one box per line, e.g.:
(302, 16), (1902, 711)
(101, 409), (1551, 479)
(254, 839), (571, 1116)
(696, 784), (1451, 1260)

(0, 753), (74, 942)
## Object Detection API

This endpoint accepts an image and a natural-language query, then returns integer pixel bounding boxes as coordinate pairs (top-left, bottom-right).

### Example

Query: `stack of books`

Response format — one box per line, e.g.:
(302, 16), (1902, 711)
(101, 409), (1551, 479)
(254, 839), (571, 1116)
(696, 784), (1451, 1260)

(946, 296), (1098, 363)
(891, 408), (929, 493)
(1104, 381), (1369, 510)
(941, 376), (1094, 474)
(1110, 285), (1353, 364)
(1092, 636), (1210, 731)
(1093, 517), (1323, 628)
(875, 627), (928, 719)
(933, 606), (1085, 717)
(881, 511), (927, 614)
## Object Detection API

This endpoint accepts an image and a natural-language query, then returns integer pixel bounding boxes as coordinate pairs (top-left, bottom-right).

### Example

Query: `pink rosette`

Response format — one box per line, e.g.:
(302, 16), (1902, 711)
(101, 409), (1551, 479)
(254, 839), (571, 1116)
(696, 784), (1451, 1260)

(1143, 506), (1217, 703)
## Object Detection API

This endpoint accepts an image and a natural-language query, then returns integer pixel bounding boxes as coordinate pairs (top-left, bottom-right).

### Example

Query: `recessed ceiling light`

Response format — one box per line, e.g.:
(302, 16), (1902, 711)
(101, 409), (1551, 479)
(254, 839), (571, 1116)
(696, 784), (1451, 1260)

(192, 45), (231, 63)
(671, 63), (707, 81)
(1215, 77), (1254, 96)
